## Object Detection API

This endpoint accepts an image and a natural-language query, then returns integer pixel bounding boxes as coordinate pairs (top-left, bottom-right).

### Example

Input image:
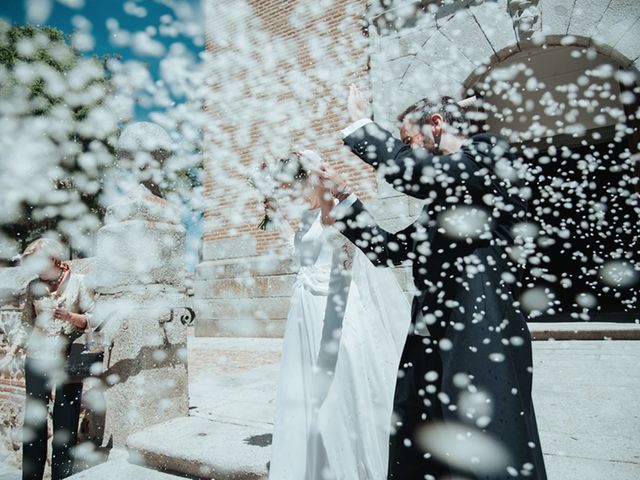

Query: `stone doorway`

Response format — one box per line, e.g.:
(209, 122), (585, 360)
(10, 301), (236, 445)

(470, 45), (639, 321)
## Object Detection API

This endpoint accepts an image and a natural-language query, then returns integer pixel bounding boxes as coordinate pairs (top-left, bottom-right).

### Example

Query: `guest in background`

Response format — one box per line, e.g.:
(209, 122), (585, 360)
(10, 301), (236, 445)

(0, 238), (95, 480)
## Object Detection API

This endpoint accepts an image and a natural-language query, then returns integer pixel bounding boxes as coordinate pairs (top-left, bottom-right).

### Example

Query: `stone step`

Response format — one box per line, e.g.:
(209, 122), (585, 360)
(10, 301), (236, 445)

(529, 321), (640, 340)
(126, 416), (270, 480)
(0, 463), (20, 480)
(66, 449), (186, 480)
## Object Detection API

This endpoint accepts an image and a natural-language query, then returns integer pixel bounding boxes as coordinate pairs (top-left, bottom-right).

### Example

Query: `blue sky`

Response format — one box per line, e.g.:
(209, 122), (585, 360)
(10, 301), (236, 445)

(1, 0), (205, 269)
(0, 0), (204, 119)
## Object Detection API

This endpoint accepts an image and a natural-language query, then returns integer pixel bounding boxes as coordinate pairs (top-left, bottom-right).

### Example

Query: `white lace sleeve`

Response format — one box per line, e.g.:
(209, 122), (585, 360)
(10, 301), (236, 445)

(270, 210), (296, 255)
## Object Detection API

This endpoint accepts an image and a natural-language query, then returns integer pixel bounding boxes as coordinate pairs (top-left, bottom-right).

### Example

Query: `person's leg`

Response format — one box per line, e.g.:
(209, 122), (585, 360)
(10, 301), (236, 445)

(388, 335), (450, 480)
(50, 382), (83, 480)
(22, 358), (51, 480)
(437, 272), (548, 480)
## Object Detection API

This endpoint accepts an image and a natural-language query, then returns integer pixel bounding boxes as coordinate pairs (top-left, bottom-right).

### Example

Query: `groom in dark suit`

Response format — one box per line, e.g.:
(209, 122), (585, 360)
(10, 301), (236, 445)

(322, 86), (547, 480)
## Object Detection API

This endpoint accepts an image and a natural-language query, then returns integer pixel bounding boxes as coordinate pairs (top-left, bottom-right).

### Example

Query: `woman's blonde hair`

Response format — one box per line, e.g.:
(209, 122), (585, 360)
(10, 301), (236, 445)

(21, 238), (66, 263)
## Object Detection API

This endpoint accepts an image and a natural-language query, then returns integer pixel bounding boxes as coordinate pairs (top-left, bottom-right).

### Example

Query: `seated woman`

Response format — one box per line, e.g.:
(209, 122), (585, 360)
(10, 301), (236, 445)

(0, 238), (95, 480)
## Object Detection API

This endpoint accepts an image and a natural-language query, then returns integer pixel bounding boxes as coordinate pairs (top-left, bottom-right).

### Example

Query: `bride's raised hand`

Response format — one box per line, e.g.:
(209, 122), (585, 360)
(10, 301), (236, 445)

(347, 84), (372, 122)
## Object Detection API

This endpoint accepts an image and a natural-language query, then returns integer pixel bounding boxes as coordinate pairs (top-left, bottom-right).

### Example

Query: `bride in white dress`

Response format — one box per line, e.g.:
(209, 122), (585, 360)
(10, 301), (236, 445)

(267, 152), (412, 480)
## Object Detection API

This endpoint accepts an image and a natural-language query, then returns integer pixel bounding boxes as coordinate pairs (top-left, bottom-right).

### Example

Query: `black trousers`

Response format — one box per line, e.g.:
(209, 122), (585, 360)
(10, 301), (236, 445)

(387, 302), (547, 480)
(388, 334), (453, 479)
(23, 357), (83, 480)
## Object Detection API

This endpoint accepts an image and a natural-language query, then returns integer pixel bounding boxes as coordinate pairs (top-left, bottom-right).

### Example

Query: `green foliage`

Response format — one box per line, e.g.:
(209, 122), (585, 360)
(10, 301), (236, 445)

(0, 21), (118, 255)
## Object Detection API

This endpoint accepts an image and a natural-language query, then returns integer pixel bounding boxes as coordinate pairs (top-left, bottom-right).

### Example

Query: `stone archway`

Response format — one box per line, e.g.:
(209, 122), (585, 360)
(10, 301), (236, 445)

(464, 43), (637, 141)
(466, 43), (639, 320)
(368, 0), (640, 128)
(367, 1), (640, 320)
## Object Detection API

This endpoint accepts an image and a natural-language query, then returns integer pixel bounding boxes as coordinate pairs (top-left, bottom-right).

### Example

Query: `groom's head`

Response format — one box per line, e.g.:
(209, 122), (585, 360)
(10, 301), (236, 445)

(398, 96), (465, 153)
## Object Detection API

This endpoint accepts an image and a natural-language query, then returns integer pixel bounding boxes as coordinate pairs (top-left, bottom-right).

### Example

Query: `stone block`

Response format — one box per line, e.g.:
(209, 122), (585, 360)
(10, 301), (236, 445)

(470, 0), (520, 60)
(544, 454), (640, 480)
(99, 296), (189, 447)
(96, 220), (185, 290)
(105, 186), (181, 226)
(373, 31), (401, 61)
(195, 257), (297, 280)
(592, 0), (640, 55)
(402, 59), (466, 100)
(67, 448), (186, 479)
(382, 56), (413, 84)
(377, 87), (419, 124)
(438, 7), (496, 67)
(414, 29), (476, 84)
(397, 24), (437, 57)
(533, 340), (640, 479)
(202, 236), (257, 261)
(372, 81), (411, 128)
(567, 0), (611, 39)
(193, 274), (295, 299)
(529, 321), (640, 340)
(261, 275), (296, 298)
(195, 317), (286, 338)
(193, 278), (252, 299)
(126, 416), (271, 480)
(612, 18), (640, 66)
(192, 297), (289, 323)
(540, 0), (575, 38)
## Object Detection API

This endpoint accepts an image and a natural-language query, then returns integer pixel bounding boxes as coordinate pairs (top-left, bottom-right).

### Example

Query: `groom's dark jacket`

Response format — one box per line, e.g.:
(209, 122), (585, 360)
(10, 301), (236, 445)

(335, 122), (548, 479)
(335, 122), (528, 338)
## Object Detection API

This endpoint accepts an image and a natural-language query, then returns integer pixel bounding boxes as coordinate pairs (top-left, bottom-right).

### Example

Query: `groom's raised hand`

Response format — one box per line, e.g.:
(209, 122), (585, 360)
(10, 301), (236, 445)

(347, 84), (372, 122)
(319, 163), (351, 201)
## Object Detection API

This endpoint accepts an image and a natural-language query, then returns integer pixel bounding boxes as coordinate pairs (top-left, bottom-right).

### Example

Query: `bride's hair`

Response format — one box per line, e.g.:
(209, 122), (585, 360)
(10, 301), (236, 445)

(257, 153), (312, 230)
(275, 152), (309, 184)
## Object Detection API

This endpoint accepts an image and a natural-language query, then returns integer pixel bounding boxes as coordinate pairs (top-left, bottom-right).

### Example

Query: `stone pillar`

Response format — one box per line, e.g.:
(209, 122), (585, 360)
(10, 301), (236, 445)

(94, 185), (189, 447)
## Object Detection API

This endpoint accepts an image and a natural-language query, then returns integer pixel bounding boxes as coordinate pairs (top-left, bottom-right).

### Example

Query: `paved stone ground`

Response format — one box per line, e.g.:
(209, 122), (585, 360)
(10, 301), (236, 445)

(18, 334), (640, 479)
(0, 463), (20, 480)
(0, 439), (20, 480)
(188, 337), (281, 430)
(187, 336), (640, 480)
(68, 448), (187, 480)
(532, 340), (640, 479)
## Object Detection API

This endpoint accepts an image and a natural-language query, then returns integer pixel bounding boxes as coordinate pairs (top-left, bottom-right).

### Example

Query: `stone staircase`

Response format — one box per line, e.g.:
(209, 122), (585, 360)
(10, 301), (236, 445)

(126, 416), (270, 479)
(68, 337), (280, 480)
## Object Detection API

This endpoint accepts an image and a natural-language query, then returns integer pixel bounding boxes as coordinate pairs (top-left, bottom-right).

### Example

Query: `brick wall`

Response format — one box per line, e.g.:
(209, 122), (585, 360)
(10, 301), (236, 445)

(196, 0), (377, 336)
(203, 0), (372, 250)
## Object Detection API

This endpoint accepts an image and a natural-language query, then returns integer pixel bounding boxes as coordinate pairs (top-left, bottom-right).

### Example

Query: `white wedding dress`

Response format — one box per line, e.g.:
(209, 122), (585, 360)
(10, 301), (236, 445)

(269, 209), (411, 480)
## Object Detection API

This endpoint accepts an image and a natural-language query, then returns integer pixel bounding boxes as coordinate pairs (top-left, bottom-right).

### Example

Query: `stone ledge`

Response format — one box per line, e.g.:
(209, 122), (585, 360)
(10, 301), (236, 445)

(202, 237), (257, 262)
(195, 317), (286, 338)
(126, 416), (269, 480)
(530, 322), (640, 341)
(196, 258), (297, 279)
(66, 448), (186, 480)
